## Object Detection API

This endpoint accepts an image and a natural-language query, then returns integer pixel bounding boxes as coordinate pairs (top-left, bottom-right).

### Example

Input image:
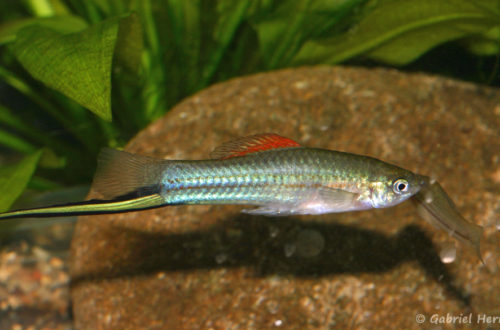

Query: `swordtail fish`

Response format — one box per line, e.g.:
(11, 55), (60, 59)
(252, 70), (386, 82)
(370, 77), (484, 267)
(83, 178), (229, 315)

(0, 134), (483, 259)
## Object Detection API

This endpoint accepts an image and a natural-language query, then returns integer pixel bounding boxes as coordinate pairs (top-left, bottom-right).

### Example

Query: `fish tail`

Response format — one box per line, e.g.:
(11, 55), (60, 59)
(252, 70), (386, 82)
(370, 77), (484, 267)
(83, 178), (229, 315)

(0, 148), (170, 221)
(92, 148), (169, 199)
(0, 194), (166, 220)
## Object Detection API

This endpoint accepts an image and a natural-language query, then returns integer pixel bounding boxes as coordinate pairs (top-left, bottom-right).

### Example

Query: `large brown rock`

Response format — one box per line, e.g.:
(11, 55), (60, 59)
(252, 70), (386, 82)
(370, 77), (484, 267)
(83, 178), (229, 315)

(70, 66), (500, 329)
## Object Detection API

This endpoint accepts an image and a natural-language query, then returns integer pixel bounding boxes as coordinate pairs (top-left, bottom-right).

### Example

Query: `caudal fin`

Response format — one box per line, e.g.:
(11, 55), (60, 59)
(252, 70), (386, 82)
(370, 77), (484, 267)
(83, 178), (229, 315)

(0, 194), (166, 220)
(92, 148), (168, 199)
(0, 149), (170, 221)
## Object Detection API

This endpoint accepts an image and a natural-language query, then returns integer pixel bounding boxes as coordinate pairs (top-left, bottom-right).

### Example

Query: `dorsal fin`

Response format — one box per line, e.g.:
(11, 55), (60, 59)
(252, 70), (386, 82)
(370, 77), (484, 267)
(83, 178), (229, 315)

(211, 133), (302, 159)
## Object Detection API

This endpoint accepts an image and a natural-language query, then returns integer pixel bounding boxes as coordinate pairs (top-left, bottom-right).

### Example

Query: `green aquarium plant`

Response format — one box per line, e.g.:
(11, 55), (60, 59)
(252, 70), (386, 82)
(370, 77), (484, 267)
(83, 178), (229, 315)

(0, 0), (499, 212)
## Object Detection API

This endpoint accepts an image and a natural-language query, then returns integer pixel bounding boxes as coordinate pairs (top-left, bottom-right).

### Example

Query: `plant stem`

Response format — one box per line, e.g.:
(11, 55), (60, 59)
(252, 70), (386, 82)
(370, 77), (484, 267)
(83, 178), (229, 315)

(0, 66), (94, 151)
(28, 176), (62, 191)
(0, 104), (75, 153)
(0, 129), (37, 153)
(201, 0), (251, 87)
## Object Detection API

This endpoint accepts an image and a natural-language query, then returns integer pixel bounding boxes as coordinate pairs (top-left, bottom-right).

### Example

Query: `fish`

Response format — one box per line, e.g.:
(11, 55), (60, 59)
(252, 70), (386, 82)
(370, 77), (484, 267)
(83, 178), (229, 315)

(413, 180), (484, 262)
(0, 133), (483, 259)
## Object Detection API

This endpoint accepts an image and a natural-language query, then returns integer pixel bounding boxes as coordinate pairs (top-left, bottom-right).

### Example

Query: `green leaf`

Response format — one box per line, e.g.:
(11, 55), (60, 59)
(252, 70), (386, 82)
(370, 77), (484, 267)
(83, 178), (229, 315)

(251, 0), (365, 68)
(166, 0), (202, 93)
(88, 0), (128, 15)
(38, 148), (66, 169)
(461, 26), (500, 56)
(0, 16), (88, 45)
(0, 150), (42, 212)
(25, 0), (72, 17)
(114, 13), (143, 74)
(293, 0), (500, 66)
(200, 0), (251, 85)
(9, 14), (141, 121)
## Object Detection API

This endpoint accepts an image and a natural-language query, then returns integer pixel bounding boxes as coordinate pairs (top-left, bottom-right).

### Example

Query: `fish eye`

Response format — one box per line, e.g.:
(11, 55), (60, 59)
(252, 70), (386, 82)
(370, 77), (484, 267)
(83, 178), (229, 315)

(393, 179), (409, 194)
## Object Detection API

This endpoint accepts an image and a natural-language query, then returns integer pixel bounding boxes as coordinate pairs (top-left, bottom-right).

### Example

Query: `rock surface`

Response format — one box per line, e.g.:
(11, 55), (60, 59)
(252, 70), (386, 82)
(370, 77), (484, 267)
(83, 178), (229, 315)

(70, 66), (500, 329)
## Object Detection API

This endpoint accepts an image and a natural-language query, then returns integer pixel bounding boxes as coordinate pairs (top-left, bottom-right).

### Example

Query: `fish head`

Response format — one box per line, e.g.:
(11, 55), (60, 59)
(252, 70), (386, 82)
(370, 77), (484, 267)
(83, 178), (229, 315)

(369, 170), (427, 208)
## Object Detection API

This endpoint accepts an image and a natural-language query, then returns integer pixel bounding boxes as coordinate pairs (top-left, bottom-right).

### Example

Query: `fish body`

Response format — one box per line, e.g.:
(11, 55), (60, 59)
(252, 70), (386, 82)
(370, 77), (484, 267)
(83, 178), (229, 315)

(152, 147), (424, 215)
(0, 133), (483, 260)
(0, 134), (423, 217)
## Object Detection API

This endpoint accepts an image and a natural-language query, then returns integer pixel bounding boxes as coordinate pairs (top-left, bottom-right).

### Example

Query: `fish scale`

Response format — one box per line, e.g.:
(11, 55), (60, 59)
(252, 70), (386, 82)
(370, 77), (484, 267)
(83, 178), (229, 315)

(160, 148), (386, 207)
